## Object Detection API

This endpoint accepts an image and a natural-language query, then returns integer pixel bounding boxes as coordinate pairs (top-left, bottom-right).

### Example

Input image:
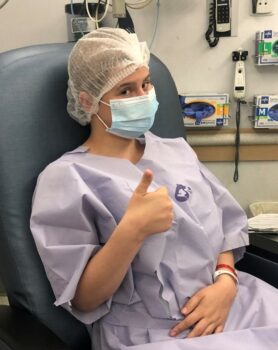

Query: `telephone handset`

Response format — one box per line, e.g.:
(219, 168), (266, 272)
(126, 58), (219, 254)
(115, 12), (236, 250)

(215, 0), (231, 36)
(205, 0), (231, 48)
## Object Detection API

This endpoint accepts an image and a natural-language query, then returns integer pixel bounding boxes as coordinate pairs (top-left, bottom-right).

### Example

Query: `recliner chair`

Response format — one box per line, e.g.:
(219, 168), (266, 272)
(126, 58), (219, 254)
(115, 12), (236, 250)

(0, 43), (277, 350)
(0, 42), (184, 350)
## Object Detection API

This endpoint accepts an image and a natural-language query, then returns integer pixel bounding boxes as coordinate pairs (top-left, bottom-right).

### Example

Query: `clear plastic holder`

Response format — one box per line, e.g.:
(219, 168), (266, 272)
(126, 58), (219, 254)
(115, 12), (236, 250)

(255, 37), (278, 66)
(181, 94), (230, 128)
(251, 95), (278, 128)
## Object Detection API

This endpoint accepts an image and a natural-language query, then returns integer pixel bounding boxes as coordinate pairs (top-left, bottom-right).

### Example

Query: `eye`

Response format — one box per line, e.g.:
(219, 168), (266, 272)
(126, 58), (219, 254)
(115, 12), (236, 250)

(142, 80), (152, 91)
(119, 88), (131, 96)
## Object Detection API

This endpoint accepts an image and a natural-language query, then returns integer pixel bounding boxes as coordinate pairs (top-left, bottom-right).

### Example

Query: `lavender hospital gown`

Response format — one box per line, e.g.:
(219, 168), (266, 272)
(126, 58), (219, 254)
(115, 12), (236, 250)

(30, 132), (278, 350)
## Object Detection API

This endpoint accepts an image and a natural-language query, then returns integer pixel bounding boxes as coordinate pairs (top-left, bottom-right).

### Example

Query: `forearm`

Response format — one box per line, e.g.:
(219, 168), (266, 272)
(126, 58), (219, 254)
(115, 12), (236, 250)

(217, 250), (235, 268)
(72, 218), (144, 312)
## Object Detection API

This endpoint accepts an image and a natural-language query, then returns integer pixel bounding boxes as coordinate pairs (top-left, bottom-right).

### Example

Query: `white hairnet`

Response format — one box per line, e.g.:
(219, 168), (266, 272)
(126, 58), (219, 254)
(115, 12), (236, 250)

(67, 27), (150, 125)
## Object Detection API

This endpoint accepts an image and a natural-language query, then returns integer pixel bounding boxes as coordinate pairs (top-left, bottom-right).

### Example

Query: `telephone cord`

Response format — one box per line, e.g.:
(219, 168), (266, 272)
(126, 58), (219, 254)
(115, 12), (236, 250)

(205, 1), (219, 48)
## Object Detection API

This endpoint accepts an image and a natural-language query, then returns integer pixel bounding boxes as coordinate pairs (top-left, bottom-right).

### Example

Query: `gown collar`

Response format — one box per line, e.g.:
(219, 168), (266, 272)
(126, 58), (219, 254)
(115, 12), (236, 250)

(66, 133), (150, 160)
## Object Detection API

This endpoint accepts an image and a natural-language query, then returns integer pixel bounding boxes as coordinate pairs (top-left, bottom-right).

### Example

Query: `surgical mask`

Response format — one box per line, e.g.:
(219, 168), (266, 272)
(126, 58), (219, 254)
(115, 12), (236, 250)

(96, 87), (159, 139)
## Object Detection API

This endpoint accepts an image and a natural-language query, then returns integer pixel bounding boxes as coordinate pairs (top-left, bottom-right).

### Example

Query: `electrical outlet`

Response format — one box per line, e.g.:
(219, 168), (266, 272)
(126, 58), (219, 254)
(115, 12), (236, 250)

(252, 0), (273, 14)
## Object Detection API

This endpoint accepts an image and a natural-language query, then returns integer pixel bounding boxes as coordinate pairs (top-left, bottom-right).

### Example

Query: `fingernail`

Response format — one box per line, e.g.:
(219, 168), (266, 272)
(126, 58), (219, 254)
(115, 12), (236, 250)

(181, 307), (188, 314)
(169, 330), (177, 337)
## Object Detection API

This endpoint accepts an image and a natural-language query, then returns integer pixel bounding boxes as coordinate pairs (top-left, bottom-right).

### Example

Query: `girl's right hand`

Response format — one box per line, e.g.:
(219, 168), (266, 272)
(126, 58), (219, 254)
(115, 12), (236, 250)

(123, 169), (174, 241)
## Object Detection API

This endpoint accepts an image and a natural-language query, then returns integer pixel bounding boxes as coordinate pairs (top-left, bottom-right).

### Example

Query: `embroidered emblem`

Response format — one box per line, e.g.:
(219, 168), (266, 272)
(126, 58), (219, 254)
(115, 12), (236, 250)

(175, 184), (192, 202)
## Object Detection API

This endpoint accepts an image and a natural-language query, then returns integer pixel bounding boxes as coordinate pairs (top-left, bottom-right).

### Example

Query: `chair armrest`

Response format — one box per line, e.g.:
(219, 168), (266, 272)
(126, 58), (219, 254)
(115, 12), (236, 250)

(0, 305), (72, 350)
(236, 252), (278, 288)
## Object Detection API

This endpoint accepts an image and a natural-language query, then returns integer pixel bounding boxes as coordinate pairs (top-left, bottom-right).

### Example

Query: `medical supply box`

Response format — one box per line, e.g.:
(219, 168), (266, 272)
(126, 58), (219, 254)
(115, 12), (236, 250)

(179, 93), (230, 127)
(255, 30), (278, 65)
(254, 95), (278, 128)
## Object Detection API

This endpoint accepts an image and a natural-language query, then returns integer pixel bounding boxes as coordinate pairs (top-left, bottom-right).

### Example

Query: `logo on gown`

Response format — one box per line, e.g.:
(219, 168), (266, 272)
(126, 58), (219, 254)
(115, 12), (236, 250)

(175, 184), (192, 202)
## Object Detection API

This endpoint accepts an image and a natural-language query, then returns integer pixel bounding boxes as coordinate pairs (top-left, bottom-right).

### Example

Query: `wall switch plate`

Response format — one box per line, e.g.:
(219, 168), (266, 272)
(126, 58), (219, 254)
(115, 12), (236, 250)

(252, 0), (273, 14)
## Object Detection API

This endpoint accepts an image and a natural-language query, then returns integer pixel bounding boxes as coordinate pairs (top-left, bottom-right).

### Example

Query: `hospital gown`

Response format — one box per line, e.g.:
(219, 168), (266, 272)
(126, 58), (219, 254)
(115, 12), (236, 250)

(30, 132), (278, 350)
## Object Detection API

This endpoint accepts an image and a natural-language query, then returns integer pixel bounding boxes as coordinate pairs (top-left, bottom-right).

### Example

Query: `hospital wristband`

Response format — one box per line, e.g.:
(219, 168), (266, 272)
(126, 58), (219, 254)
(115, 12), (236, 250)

(216, 264), (237, 277)
(213, 269), (238, 285)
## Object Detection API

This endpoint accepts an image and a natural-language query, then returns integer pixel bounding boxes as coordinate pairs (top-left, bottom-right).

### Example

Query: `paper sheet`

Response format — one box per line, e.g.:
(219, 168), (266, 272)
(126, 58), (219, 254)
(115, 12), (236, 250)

(248, 213), (278, 233)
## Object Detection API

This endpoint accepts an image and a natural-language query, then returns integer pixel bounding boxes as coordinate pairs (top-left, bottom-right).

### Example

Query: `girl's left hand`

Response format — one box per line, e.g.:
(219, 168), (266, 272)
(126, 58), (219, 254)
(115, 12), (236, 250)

(170, 275), (237, 338)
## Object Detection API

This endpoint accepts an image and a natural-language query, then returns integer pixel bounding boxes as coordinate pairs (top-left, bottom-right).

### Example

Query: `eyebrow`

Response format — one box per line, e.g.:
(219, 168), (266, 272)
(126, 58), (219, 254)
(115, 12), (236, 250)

(117, 74), (151, 89)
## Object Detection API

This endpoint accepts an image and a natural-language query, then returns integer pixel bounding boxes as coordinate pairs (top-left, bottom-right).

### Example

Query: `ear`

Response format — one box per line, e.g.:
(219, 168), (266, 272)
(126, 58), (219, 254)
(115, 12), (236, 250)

(79, 91), (93, 113)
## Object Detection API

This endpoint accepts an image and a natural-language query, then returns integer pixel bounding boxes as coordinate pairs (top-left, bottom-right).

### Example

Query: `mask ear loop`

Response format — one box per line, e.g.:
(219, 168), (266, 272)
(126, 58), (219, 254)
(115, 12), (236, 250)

(99, 99), (110, 107)
(95, 113), (109, 129)
(94, 99), (111, 129)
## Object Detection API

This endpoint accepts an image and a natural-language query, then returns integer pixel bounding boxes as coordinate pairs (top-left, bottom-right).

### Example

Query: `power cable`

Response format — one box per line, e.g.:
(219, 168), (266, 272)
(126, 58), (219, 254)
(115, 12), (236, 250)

(149, 0), (160, 50)
(233, 100), (246, 183)
(0, 0), (9, 9)
(233, 100), (241, 182)
(85, 0), (110, 23)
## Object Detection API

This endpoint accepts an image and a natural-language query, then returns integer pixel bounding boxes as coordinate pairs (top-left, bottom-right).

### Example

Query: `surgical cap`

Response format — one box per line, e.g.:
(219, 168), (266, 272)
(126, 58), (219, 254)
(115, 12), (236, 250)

(67, 27), (150, 125)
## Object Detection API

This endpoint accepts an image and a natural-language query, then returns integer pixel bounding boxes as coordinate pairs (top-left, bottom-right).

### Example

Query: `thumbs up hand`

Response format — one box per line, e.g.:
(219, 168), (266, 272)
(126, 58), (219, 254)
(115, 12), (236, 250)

(133, 169), (154, 195)
(123, 169), (173, 242)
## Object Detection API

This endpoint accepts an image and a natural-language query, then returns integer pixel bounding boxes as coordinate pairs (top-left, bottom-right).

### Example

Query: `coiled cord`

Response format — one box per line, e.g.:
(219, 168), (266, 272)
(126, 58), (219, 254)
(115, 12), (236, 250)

(233, 100), (246, 182)
(205, 1), (219, 48)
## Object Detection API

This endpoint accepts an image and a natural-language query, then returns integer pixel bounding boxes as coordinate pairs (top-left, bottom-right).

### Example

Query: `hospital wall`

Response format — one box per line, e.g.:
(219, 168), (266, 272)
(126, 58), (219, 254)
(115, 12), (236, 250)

(0, 0), (278, 214)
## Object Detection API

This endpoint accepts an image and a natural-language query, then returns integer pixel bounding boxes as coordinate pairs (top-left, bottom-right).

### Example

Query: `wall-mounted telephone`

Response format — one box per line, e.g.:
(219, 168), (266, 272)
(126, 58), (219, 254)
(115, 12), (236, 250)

(205, 0), (232, 48)
(215, 0), (231, 37)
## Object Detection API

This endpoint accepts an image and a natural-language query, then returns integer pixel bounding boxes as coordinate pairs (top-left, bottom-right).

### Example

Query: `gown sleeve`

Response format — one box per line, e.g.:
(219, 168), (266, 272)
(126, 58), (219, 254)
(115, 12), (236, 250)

(30, 160), (114, 324)
(197, 161), (249, 263)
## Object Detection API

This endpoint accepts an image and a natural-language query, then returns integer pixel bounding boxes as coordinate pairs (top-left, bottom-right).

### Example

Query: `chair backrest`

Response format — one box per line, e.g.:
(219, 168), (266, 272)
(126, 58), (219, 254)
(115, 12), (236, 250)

(0, 43), (185, 349)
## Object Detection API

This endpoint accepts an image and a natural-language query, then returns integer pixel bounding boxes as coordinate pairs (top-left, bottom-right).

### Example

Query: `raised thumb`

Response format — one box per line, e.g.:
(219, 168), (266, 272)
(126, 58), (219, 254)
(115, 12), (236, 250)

(134, 169), (153, 195)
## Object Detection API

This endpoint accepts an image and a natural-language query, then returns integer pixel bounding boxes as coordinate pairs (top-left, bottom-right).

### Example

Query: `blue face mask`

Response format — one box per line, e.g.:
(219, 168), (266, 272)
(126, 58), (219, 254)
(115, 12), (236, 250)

(96, 87), (159, 139)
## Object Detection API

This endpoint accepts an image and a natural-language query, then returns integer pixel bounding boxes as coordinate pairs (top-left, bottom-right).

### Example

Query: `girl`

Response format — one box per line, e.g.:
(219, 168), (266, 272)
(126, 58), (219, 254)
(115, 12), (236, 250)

(31, 28), (278, 350)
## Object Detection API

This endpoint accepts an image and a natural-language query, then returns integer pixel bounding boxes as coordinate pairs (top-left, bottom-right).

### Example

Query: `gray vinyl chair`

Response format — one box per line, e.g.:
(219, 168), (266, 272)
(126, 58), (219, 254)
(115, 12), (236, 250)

(0, 43), (184, 350)
(0, 42), (277, 350)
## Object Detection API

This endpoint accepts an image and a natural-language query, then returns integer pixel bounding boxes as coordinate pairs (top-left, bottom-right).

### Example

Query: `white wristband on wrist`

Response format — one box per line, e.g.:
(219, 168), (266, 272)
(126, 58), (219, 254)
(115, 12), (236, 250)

(213, 269), (239, 285)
